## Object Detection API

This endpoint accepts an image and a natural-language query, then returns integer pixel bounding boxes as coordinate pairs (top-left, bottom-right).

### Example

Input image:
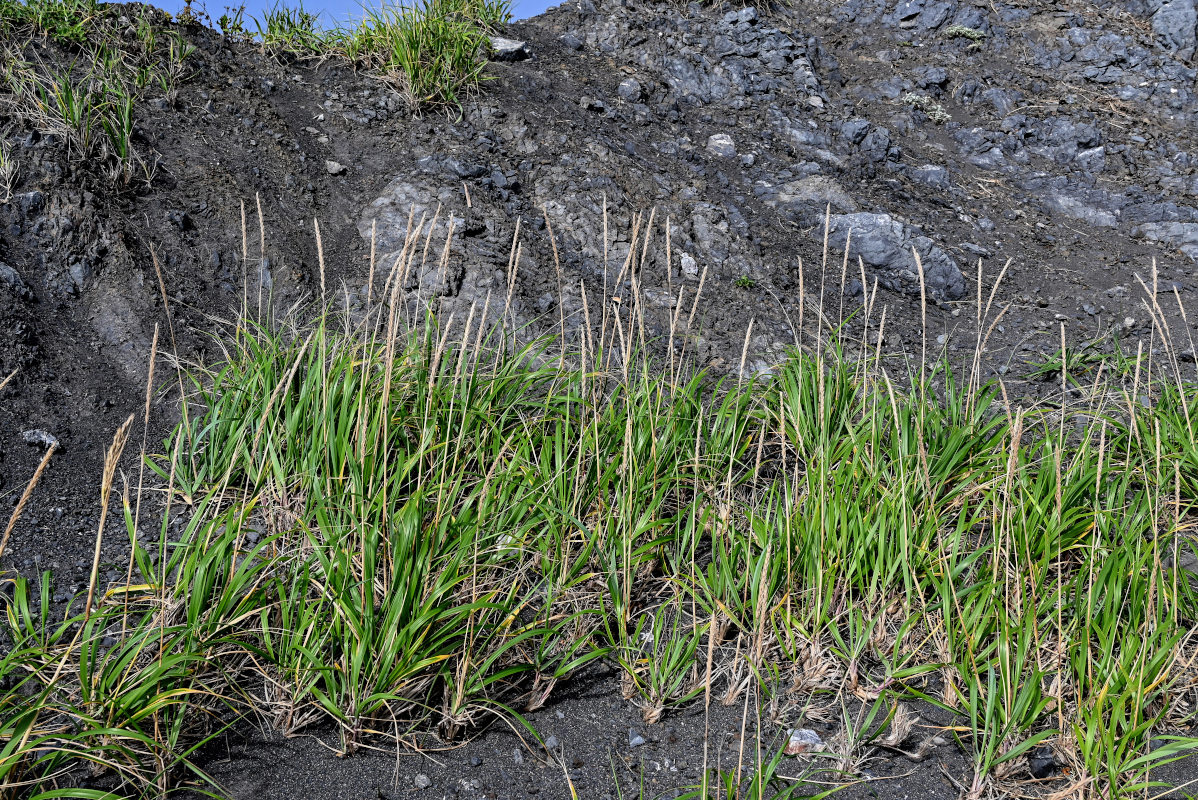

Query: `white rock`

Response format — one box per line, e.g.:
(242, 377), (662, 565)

(21, 429), (59, 449)
(490, 36), (530, 61)
(784, 728), (825, 755)
(706, 133), (737, 157)
(679, 252), (699, 278)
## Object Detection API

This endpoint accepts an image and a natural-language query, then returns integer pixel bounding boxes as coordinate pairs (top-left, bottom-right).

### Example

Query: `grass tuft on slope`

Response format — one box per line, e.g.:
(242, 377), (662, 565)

(1, 214), (1198, 798)
(0, 0), (512, 194)
(251, 0), (512, 109)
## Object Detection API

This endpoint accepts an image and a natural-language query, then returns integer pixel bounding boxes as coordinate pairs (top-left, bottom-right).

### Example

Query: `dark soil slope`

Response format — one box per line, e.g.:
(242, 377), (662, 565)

(1, 0), (1197, 795)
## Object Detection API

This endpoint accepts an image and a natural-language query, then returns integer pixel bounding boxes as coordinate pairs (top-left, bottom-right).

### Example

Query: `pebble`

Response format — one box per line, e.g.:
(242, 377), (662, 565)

(784, 728), (825, 755)
(629, 728), (647, 748)
(617, 77), (643, 102)
(1028, 745), (1056, 779)
(490, 36), (530, 62)
(21, 430), (59, 449)
(414, 773), (432, 790)
(324, 160), (347, 175)
(706, 133), (737, 157)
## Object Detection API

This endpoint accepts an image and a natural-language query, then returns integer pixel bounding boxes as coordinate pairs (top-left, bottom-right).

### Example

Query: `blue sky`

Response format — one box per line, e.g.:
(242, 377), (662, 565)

(159, 0), (555, 25)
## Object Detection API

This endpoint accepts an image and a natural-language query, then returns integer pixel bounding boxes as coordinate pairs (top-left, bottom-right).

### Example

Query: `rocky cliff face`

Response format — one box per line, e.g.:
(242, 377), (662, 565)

(351, 0), (1198, 377)
(2, 0), (1198, 584)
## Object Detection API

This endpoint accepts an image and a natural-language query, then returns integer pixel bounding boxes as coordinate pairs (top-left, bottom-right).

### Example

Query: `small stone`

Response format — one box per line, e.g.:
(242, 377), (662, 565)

(325, 160), (347, 175)
(840, 118), (871, 144)
(679, 252), (699, 278)
(21, 430), (59, 449)
(629, 729), (647, 748)
(414, 773), (432, 790)
(784, 729), (824, 755)
(1028, 745), (1055, 779)
(617, 77), (643, 101)
(165, 209), (192, 231)
(960, 242), (992, 257)
(14, 190), (44, 217)
(490, 36), (530, 61)
(0, 262), (32, 299)
(706, 133), (737, 157)
(560, 33), (583, 50)
(910, 164), (950, 190)
(512, 748), (524, 765)
(544, 734), (559, 750)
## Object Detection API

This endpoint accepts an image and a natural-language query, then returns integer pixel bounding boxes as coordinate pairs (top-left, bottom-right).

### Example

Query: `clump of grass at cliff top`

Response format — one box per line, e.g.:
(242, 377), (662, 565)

(0, 0), (510, 183)
(2, 212), (1198, 799)
(0, 0), (194, 184)
(0, 0), (100, 44)
(344, 0), (509, 109)
(252, 0), (511, 109)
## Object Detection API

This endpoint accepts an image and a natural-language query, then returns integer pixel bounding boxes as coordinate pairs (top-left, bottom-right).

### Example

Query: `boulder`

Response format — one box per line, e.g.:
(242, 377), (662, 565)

(617, 77), (644, 101)
(490, 37), (531, 62)
(1151, 0), (1197, 60)
(762, 175), (858, 225)
(0, 262), (32, 299)
(823, 213), (966, 300)
(1133, 221), (1198, 259)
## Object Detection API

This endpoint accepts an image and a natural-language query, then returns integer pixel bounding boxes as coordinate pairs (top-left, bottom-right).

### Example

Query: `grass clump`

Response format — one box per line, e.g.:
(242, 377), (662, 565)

(0, 0), (194, 184)
(902, 92), (951, 123)
(0, 139), (16, 201)
(254, 1), (329, 55)
(0, 0), (513, 186)
(347, 0), (508, 108)
(0, 0), (100, 45)
(1, 213), (1198, 798)
(249, 0), (512, 110)
(943, 23), (986, 41)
